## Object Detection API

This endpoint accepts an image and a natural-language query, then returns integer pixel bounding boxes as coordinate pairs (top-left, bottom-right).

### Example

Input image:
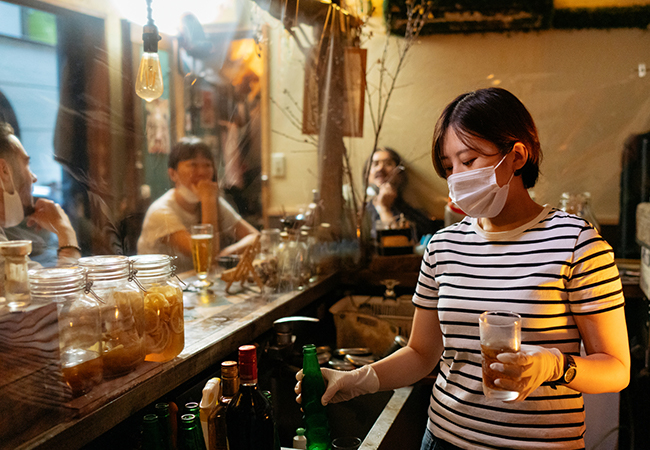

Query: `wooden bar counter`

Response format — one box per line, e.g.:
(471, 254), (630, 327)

(0, 272), (339, 450)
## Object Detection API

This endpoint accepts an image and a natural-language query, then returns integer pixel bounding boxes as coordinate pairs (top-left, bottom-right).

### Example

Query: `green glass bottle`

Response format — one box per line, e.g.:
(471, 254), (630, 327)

(155, 402), (175, 450)
(142, 413), (166, 450)
(178, 414), (207, 450)
(302, 344), (332, 450)
(262, 391), (282, 450)
(184, 402), (204, 444)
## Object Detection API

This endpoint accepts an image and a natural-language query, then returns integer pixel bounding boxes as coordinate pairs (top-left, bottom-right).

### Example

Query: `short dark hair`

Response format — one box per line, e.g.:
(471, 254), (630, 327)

(0, 121), (17, 161)
(168, 136), (214, 170)
(432, 87), (542, 189)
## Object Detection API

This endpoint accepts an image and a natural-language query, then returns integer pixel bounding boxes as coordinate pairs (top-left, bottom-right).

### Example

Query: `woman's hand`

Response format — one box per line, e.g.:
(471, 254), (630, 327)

(194, 179), (219, 203)
(295, 365), (380, 406)
(491, 345), (563, 402)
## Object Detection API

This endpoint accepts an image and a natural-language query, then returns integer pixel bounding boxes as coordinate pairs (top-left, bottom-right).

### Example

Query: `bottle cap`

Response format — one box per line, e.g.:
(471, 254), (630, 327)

(238, 345), (257, 382)
(296, 427), (305, 436)
(221, 360), (238, 379)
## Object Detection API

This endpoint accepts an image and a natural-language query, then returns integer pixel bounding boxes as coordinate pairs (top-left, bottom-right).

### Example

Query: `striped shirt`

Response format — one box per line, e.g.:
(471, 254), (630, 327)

(413, 206), (624, 449)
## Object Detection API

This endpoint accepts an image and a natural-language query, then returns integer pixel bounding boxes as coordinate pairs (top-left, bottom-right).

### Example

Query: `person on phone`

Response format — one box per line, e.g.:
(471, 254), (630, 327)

(365, 147), (438, 241)
(137, 137), (258, 272)
(297, 88), (630, 450)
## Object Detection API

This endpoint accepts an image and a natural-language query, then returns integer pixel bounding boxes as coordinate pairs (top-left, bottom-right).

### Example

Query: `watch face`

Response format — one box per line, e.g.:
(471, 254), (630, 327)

(564, 366), (577, 383)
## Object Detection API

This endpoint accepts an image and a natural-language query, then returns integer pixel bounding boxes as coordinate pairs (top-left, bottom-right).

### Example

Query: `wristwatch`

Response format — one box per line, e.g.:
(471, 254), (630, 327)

(550, 354), (577, 388)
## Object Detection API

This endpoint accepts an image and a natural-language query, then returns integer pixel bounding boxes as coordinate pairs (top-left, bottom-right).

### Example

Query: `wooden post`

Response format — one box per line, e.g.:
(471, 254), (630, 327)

(317, 22), (345, 238)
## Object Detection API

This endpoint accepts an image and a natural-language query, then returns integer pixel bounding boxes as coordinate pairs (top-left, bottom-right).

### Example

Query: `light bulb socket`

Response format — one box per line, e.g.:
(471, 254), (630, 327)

(142, 23), (161, 53)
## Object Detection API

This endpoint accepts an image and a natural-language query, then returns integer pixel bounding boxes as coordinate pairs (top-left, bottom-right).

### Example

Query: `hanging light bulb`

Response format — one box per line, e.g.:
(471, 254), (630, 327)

(135, 0), (163, 102)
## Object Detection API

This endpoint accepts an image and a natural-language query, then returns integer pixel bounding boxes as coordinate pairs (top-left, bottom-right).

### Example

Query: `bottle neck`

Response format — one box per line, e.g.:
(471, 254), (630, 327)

(239, 378), (258, 387)
(221, 376), (240, 398)
(303, 348), (320, 372)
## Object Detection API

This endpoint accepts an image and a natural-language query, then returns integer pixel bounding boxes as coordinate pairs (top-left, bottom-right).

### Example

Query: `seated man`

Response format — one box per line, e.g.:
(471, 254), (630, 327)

(137, 137), (258, 272)
(0, 122), (81, 296)
(366, 147), (438, 241)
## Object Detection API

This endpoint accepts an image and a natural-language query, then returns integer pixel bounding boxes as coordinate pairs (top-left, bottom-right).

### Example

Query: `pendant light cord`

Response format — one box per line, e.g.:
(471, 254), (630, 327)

(146, 0), (153, 26)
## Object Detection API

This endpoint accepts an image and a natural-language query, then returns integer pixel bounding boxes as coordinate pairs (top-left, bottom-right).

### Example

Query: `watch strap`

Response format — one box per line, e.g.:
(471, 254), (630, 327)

(548, 353), (576, 389)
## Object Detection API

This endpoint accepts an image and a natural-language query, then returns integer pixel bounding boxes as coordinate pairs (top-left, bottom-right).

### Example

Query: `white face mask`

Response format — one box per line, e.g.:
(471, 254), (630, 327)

(0, 175), (25, 227)
(447, 154), (514, 219)
(176, 183), (200, 205)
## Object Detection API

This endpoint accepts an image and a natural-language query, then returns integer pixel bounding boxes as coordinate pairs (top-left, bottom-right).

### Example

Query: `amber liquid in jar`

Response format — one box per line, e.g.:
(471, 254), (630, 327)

(143, 284), (185, 362)
(101, 290), (145, 379)
(61, 348), (103, 396)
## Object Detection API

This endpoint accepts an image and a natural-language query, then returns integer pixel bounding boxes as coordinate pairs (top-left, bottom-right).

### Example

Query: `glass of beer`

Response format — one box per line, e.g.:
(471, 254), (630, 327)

(190, 224), (213, 288)
(479, 311), (521, 401)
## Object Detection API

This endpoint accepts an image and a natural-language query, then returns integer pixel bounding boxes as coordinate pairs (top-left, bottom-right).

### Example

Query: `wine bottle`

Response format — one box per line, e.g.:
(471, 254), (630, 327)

(301, 344), (332, 450)
(178, 414), (207, 450)
(208, 361), (239, 450)
(225, 345), (276, 450)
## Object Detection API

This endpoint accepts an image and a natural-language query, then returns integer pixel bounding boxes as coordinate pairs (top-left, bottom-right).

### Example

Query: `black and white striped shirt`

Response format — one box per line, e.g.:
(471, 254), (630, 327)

(413, 206), (624, 449)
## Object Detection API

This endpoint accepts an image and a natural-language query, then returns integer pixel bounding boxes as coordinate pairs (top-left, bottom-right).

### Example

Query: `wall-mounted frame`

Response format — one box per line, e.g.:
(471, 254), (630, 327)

(386, 0), (650, 35)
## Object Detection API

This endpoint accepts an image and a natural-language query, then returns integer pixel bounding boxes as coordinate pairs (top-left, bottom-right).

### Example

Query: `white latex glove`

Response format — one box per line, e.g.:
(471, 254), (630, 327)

(295, 365), (380, 406)
(491, 344), (564, 402)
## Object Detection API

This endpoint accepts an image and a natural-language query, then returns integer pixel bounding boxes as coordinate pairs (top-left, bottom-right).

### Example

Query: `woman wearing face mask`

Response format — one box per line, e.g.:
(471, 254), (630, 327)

(137, 137), (258, 272)
(295, 87), (630, 449)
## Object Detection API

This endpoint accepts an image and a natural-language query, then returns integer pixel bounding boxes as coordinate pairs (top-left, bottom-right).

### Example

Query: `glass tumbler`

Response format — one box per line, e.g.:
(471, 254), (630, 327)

(479, 311), (521, 401)
(190, 224), (213, 288)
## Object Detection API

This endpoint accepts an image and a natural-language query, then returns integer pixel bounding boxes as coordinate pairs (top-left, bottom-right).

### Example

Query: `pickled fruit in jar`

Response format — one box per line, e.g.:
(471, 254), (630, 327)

(115, 290), (145, 337)
(102, 328), (145, 379)
(144, 285), (185, 362)
(100, 289), (145, 378)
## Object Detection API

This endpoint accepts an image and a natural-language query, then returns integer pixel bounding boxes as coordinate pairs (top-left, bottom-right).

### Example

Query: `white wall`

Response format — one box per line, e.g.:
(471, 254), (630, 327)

(268, 16), (650, 224)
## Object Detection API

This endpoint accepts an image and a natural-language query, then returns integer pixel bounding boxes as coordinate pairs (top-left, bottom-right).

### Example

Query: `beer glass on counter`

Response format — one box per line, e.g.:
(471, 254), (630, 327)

(191, 224), (213, 288)
(479, 311), (521, 401)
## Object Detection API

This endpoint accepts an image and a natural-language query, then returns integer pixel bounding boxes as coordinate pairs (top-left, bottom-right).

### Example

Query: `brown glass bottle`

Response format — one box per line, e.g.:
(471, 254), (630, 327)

(207, 361), (239, 450)
(225, 345), (276, 450)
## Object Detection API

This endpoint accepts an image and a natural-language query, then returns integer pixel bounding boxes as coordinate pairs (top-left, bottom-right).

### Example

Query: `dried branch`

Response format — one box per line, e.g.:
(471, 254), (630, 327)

(270, 96), (318, 146)
(357, 0), (432, 248)
(272, 129), (317, 145)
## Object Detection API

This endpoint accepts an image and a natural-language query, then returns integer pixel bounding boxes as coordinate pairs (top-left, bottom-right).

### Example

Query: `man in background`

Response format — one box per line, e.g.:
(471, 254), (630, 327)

(0, 122), (80, 295)
(365, 147), (438, 241)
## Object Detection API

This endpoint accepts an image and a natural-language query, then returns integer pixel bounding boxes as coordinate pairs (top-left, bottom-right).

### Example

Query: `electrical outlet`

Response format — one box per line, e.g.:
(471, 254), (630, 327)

(639, 63), (646, 78)
(271, 153), (286, 177)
